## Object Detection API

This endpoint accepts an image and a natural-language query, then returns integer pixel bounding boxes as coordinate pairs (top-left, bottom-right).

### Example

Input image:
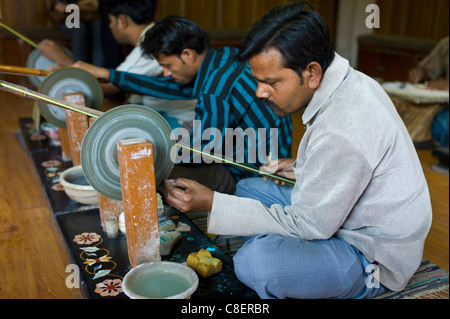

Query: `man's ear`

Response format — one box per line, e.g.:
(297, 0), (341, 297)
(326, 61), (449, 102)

(117, 14), (129, 28)
(180, 49), (197, 64)
(305, 62), (323, 89)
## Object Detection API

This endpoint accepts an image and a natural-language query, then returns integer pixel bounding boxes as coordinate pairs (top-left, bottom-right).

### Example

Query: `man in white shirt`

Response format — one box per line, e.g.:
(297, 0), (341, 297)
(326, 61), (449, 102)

(163, 2), (432, 299)
(39, 0), (195, 127)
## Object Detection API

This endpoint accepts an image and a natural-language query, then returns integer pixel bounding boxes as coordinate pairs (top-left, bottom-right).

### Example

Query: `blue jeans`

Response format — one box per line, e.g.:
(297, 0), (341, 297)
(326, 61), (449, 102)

(233, 178), (387, 299)
(234, 177), (293, 207)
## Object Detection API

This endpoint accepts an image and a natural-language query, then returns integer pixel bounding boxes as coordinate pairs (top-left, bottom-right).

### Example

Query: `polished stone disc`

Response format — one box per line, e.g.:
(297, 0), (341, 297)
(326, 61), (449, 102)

(26, 47), (74, 88)
(81, 105), (175, 201)
(37, 67), (103, 128)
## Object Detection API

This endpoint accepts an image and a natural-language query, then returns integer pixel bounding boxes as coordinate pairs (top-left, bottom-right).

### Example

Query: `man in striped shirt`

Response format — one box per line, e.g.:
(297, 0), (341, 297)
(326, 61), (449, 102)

(74, 15), (292, 193)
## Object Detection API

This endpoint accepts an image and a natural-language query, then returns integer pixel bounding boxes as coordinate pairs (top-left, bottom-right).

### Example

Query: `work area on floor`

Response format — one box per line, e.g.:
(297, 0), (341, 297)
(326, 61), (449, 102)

(0, 0), (448, 300)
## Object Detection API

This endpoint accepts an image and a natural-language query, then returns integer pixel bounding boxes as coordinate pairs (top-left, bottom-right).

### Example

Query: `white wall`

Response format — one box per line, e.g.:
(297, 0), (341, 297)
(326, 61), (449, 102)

(335, 0), (376, 68)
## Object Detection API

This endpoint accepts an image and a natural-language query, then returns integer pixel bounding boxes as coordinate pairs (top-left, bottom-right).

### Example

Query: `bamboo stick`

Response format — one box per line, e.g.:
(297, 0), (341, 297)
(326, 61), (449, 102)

(0, 79), (295, 185)
(0, 64), (53, 76)
(0, 79), (103, 118)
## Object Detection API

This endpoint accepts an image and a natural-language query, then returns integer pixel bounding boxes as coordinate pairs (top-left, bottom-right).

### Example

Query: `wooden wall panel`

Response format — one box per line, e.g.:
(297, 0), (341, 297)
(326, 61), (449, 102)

(435, 0), (449, 39)
(0, 0), (51, 27)
(154, 0), (338, 43)
(252, 0), (289, 23)
(404, 0), (440, 39)
(183, 0), (219, 29)
(1, 0), (445, 41)
(376, 0), (449, 40)
(310, 0), (338, 43)
(376, 0), (404, 36)
(219, 0), (255, 29)
(1, 0), (339, 43)
(155, 0), (183, 18)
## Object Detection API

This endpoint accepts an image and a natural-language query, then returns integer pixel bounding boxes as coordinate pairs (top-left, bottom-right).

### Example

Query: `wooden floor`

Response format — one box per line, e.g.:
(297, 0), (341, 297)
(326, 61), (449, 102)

(417, 149), (449, 271)
(0, 89), (448, 299)
(0, 89), (86, 298)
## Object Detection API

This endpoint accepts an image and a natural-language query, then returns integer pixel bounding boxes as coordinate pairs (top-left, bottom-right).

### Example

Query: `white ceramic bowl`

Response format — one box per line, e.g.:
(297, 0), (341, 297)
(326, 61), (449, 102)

(59, 165), (98, 205)
(123, 261), (199, 299)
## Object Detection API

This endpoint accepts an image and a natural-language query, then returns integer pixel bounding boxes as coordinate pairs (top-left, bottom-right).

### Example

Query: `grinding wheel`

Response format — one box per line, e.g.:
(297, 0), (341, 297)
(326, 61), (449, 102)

(26, 47), (74, 88)
(37, 67), (103, 128)
(81, 105), (175, 201)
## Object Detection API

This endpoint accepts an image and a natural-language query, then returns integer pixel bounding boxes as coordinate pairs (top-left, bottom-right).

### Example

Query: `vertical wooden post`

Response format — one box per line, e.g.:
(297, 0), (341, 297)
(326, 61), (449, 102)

(62, 92), (89, 166)
(59, 127), (72, 162)
(97, 194), (123, 232)
(117, 138), (160, 268)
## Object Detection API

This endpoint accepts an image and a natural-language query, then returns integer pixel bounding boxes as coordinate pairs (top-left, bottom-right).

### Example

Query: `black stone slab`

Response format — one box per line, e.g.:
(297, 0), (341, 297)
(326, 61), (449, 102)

(19, 118), (258, 299)
(19, 118), (98, 214)
(19, 117), (54, 152)
(29, 148), (98, 215)
(56, 209), (259, 299)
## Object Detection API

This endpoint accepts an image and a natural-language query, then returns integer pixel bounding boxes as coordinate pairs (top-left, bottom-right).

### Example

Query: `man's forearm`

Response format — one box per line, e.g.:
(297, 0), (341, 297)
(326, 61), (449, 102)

(72, 61), (110, 80)
(109, 69), (194, 100)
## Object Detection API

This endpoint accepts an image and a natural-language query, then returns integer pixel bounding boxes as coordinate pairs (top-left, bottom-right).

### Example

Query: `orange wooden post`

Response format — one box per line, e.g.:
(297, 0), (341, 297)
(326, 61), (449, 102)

(97, 193), (124, 233)
(117, 138), (160, 268)
(62, 92), (89, 166)
(59, 127), (72, 162)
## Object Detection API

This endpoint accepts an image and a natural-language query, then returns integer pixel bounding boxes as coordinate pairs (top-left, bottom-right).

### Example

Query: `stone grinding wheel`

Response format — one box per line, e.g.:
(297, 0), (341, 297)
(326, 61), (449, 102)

(81, 105), (175, 201)
(37, 67), (103, 128)
(26, 47), (75, 88)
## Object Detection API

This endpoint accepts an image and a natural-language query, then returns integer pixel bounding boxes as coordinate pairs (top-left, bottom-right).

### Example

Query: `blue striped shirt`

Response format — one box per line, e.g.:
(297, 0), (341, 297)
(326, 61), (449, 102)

(108, 47), (292, 180)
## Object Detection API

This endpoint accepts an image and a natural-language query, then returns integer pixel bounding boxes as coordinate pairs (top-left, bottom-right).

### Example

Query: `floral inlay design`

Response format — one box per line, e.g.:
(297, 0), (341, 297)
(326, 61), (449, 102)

(73, 232), (101, 245)
(72, 232), (124, 297)
(41, 160), (62, 167)
(51, 183), (64, 191)
(94, 279), (123, 297)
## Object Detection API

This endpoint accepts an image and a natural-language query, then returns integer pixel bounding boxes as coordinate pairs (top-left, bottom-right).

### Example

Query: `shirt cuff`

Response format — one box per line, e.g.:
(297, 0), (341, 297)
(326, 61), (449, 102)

(208, 191), (291, 237)
(108, 68), (118, 83)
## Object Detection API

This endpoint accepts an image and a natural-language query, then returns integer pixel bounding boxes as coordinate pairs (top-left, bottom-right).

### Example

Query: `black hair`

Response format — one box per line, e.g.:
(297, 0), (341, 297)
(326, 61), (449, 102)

(141, 15), (209, 59)
(104, 0), (157, 25)
(237, 1), (334, 80)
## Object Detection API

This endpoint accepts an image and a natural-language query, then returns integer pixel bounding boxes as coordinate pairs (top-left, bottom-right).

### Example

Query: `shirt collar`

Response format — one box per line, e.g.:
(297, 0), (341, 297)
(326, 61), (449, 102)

(302, 53), (350, 126)
(138, 22), (155, 45)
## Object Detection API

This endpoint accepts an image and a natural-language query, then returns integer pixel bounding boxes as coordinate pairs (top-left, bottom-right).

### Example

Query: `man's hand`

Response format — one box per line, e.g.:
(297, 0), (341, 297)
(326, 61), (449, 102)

(39, 40), (75, 67)
(408, 67), (425, 84)
(260, 158), (296, 186)
(164, 178), (214, 213)
(71, 61), (110, 80)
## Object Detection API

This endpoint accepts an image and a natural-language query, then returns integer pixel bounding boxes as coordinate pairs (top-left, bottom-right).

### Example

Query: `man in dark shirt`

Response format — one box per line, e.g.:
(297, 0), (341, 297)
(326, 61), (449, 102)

(73, 15), (292, 193)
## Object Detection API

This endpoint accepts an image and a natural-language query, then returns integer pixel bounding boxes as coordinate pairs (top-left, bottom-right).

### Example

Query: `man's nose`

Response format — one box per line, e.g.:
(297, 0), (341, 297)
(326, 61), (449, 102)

(163, 68), (172, 77)
(255, 83), (270, 99)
